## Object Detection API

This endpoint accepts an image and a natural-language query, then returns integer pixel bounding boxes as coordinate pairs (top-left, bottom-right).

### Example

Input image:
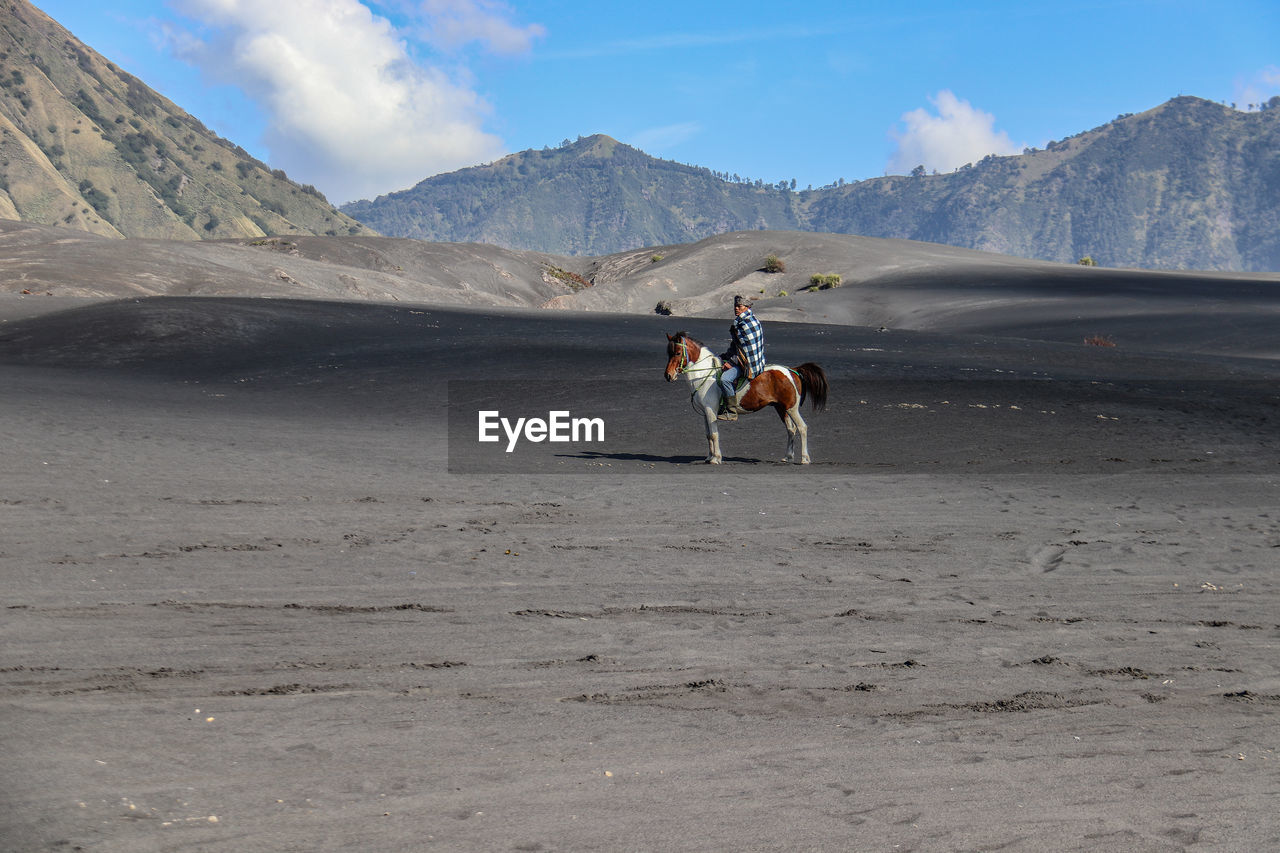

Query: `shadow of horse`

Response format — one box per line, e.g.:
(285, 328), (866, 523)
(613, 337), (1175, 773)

(556, 450), (766, 465)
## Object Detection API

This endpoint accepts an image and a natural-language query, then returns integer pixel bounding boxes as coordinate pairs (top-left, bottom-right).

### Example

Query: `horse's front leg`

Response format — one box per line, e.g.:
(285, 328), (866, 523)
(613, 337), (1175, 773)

(694, 386), (723, 464)
(703, 409), (722, 464)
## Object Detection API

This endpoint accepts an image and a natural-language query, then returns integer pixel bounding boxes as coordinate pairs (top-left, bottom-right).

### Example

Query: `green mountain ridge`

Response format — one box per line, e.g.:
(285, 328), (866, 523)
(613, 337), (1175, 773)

(0, 0), (373, 240)
(344, 97), (1280, 272)
(343, 134), (803, 256)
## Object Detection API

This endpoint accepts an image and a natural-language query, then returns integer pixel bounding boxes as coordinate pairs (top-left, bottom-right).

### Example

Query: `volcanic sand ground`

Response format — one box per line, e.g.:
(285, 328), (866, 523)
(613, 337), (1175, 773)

(2, 294), (1278, 851)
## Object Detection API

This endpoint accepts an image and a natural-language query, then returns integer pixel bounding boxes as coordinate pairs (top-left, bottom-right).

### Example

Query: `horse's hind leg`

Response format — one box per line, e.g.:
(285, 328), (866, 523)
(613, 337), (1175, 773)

(777, 405), (798, 463)
(787, 406), (810, 464)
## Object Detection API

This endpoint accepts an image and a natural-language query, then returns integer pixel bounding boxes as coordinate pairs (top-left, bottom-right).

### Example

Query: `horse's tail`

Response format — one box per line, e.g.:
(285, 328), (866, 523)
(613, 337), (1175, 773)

(794, 363), (828, 412)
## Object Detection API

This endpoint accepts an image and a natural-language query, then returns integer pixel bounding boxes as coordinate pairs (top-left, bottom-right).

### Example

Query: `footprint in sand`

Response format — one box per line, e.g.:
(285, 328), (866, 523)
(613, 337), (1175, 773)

(1030, 545), (1066, 572)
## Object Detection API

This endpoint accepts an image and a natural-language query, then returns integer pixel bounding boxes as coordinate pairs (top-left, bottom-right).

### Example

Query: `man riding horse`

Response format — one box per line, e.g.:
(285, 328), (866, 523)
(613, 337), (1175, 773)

(665, 327), (827, 465)
(718, 294), (766, 421)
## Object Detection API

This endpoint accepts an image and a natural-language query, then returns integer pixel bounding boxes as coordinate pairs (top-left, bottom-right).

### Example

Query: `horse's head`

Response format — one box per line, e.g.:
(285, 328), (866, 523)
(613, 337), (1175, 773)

(665, 332), (697, 382)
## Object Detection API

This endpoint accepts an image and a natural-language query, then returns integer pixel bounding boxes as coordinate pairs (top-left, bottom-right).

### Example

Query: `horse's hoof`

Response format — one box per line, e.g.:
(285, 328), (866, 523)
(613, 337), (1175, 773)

(800, 458), (811, 465)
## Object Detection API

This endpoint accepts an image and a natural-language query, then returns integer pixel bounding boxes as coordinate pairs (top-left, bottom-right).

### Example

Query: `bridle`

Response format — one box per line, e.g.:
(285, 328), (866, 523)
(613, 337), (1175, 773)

(669, 336), (718, 379)
(669, 336), (725, 414)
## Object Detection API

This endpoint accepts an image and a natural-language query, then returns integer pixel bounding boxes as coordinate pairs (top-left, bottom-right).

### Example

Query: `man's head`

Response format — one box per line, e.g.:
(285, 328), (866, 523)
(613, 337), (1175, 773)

(733, 294), (752, 315)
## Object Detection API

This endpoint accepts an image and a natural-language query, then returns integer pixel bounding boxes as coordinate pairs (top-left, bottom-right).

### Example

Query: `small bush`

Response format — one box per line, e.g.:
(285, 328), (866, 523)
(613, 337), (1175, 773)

(777, 290), (787, 297)
(763, 254), (786, 273)
(806, 273), (842, 291)
(545, 265), (592, 290)
(654, 301), (672, 316)
(78, 180), (111, 216)
(1084, 335), (1116, 347)
(1078, 255), (1098, 267)
(650, 254), (664, 263)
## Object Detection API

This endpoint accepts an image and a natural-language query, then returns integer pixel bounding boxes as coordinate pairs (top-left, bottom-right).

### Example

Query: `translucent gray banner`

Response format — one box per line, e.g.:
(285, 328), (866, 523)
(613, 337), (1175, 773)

(446, 378), (1277, 474)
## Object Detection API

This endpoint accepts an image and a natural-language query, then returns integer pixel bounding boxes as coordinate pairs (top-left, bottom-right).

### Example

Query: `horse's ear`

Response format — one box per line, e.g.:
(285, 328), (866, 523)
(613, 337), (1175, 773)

(666, 332), (674, 341)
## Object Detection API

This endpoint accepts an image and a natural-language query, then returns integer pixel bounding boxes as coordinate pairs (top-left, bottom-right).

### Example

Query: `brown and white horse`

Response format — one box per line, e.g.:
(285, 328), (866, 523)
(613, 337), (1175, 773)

(665, 332), (828, 464)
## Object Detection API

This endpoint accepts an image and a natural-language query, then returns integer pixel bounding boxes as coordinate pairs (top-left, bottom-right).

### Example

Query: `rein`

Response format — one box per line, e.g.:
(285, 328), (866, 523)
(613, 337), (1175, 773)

(675, 339), (719, 379)
(671, 337), (723, 411)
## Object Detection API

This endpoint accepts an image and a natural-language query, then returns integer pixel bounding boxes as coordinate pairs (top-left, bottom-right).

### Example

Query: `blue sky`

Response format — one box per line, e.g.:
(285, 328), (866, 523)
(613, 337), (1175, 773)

(31, 0), (1280, 205)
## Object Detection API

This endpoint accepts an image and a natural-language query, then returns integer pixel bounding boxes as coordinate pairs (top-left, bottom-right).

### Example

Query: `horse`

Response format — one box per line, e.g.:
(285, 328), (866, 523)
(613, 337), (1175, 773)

(664, 331), (828, 464)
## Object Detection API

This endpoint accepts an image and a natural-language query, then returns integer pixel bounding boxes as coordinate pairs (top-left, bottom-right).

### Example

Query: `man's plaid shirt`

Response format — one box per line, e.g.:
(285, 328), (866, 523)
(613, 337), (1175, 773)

(731, 309), (766, 375)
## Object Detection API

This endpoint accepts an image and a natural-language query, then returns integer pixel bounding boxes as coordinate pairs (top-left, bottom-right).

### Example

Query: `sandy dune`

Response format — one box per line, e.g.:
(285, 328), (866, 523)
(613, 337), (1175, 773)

(2, 289), (1278, 850)
(0, 220), (575, 307)
(6, 220), (1278, 360)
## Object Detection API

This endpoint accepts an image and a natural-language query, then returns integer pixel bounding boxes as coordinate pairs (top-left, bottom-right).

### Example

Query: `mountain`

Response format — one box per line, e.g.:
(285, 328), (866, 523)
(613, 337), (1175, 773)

(9, 0), (1275, 270)
(344, 97), (1280, 272)
(0, 0), (373, 240)
(342, 134), (803, 256)
(811, 96), (1280, 272)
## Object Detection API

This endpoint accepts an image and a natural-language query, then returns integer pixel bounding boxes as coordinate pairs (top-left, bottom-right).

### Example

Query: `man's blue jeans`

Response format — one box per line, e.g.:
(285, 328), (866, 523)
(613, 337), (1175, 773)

(720, 363), (739, 405)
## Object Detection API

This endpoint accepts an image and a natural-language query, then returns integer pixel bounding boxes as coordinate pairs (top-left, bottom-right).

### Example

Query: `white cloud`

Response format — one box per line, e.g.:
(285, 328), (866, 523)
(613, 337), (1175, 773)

(170, 0), (543, 203)
(887, 90), (1021, 175)
(1233, 65), (1280, 110)
(415, 0), (546, 54)
(629, 121), (702, 153)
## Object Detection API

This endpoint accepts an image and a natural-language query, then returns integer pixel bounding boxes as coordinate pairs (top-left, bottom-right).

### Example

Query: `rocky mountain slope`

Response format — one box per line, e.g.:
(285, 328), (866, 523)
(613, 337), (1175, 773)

(0, 0), (372, 240)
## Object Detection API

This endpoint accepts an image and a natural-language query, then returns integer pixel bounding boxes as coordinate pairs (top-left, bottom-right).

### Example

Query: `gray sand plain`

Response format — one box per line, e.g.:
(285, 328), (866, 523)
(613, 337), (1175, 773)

(2, 230), (1279, 851)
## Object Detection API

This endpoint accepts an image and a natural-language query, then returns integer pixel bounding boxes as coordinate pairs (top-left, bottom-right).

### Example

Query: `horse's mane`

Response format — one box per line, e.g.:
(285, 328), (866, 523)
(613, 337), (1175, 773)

(668, 331), (717, 366)
(671, 331), (705, 349)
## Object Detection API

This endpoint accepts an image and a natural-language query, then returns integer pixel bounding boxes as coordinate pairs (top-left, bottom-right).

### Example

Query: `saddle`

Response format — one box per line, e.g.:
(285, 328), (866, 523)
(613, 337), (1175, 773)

(729, 364), (789, 398)
(718, 368), (752, 418)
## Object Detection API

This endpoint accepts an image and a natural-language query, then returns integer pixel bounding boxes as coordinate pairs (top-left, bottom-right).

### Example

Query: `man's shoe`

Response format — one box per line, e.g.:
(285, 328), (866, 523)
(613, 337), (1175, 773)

(716, 411), (737, 421)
